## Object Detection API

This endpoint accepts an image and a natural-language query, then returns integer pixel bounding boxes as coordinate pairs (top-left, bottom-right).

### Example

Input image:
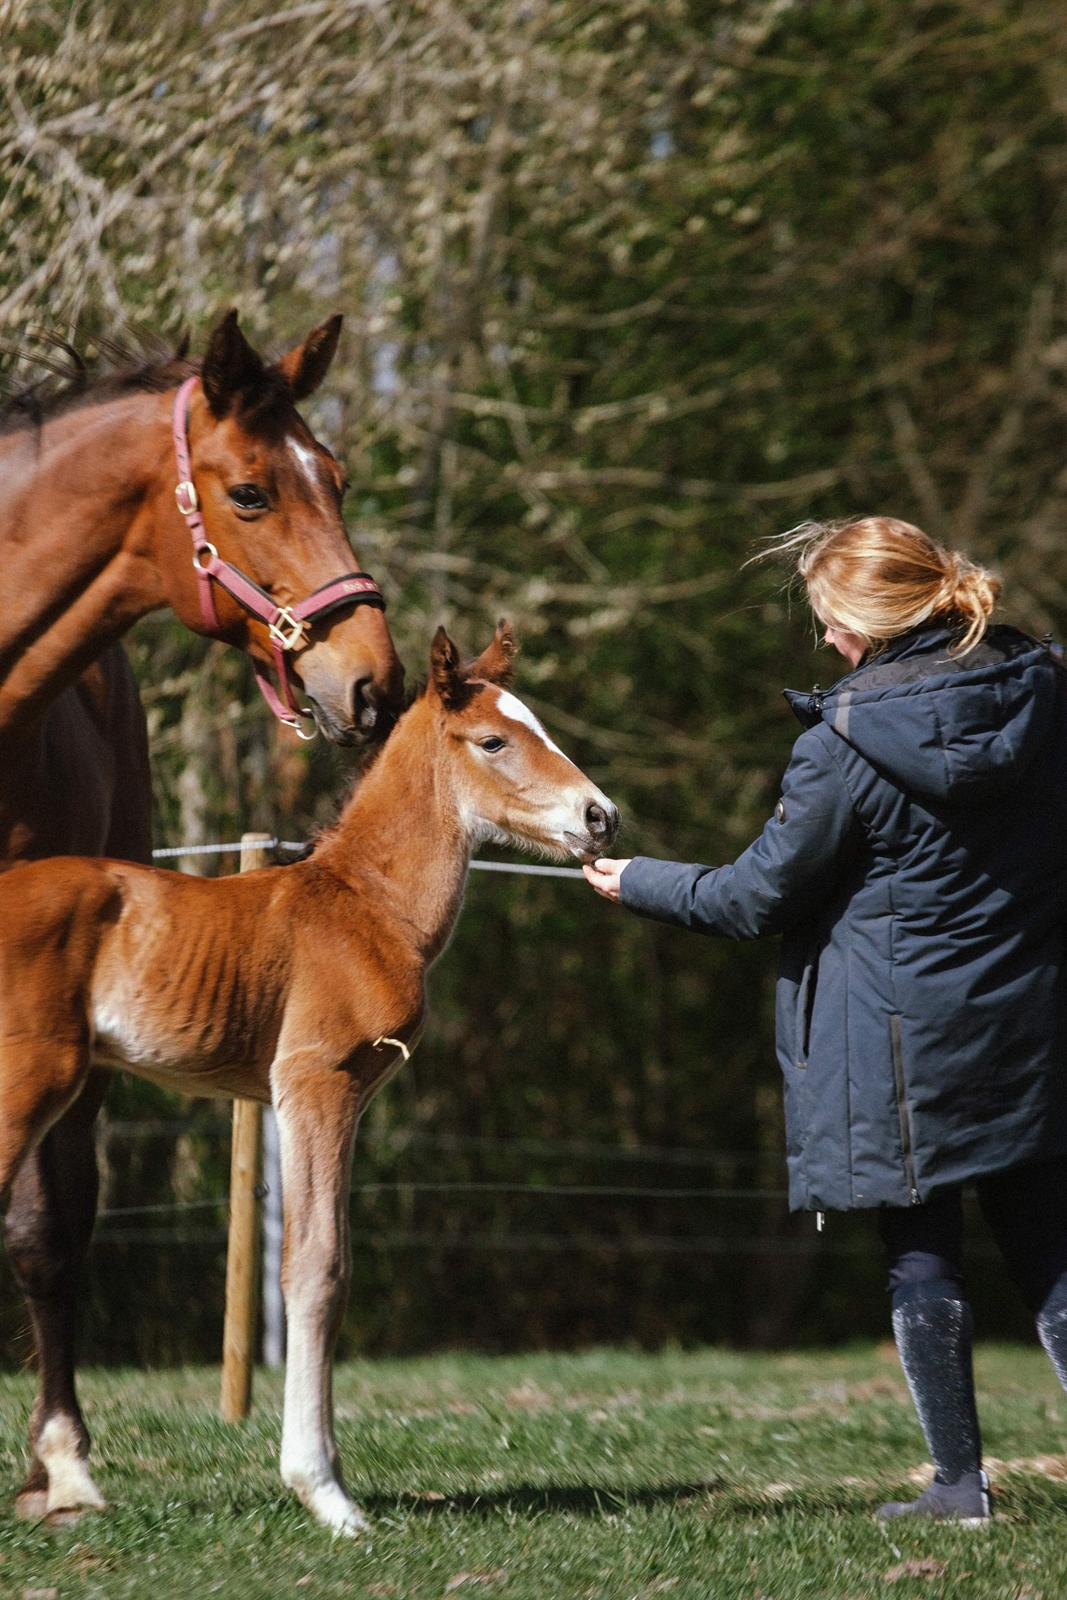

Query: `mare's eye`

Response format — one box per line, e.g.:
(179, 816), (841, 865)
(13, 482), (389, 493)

(228, 483), (269, 512)
(479, 736), (507, 753)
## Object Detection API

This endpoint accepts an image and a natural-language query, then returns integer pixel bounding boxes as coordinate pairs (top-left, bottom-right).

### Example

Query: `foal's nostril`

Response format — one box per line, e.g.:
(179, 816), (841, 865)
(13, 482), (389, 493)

(585, 801), (617, 843)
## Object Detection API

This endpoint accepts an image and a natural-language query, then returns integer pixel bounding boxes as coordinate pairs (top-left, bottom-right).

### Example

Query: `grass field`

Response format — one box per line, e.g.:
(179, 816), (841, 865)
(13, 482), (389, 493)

(2, 1344), (1067, 1598)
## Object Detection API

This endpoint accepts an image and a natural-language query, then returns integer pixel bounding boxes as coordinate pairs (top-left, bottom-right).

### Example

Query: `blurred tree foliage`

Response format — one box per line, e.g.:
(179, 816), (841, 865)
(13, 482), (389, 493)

(1, 0), (1066, 1359)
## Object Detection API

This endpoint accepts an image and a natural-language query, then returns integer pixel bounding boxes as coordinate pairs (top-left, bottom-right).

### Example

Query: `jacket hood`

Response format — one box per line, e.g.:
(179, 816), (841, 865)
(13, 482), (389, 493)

(784, 622), (1062, 804)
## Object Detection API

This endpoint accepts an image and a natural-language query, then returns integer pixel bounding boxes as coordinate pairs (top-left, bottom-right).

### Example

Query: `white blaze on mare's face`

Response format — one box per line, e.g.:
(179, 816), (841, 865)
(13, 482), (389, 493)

(494, 688), (571, 763)
(287, 437), (329, 501)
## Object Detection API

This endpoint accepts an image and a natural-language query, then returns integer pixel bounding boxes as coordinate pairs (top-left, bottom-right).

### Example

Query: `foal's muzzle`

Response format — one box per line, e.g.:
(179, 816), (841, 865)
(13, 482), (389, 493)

(564, 798), (620, 860)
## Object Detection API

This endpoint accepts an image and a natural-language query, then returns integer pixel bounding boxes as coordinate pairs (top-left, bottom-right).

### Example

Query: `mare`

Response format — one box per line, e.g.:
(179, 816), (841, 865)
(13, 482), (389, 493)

(0, 621), (618, 1533)
(0, 310), (405, 1520)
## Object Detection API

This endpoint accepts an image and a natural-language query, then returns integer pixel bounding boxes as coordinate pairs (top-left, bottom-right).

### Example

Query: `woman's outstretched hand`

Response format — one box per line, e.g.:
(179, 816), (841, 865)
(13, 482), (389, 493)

(583, 858), (632, 903)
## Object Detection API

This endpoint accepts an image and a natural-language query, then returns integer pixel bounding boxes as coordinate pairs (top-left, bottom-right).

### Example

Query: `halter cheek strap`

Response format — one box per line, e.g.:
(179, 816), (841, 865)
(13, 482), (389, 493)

(172, 376), (385, 735)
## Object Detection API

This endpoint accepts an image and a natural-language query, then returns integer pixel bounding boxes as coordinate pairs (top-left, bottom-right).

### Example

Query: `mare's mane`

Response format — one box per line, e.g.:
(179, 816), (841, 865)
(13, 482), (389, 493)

(0, 329), (299, 439)
(0, 333), (196, 438)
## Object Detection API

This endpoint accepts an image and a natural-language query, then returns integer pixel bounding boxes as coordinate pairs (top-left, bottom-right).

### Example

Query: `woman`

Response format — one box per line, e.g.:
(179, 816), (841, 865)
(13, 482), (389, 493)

(585, 517), (1067, 1521)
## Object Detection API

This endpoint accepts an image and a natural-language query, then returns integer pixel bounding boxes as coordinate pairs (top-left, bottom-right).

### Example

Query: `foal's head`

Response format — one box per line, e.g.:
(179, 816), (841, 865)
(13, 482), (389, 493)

(176, 311), (404, 742)
(427, 622), (619, 860)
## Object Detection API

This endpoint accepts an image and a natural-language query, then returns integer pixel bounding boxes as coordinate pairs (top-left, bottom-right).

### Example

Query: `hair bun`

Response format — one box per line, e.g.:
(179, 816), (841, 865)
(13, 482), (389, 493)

(945, 552), (1001, 639)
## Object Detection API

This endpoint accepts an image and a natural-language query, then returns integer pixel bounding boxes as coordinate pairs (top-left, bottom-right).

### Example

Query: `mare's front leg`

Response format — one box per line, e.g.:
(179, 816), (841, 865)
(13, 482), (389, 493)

(274, 1053), (366, 1536)
(4, 1066), (106, 1522)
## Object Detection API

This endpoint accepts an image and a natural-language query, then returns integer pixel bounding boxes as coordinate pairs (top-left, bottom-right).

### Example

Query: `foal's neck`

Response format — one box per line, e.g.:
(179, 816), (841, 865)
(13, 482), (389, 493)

(316, 699), (471, 963)
(0, 393), (172, 739)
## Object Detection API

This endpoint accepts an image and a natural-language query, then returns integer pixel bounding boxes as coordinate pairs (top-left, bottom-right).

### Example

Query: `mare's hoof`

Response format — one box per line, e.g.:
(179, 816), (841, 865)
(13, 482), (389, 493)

(14, 1488), (49, 1521)
(45, 1504), (103, 1529)
(14, 1488), (106, 1527)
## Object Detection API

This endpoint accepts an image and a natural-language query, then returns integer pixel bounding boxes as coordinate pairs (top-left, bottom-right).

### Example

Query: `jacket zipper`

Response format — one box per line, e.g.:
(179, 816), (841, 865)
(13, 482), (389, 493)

(889, 1013), (920, 1205)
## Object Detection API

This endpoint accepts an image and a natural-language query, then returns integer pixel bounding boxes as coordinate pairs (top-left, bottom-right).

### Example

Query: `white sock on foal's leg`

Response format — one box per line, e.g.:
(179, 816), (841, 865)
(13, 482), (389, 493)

(280, 1309), (369, 1536)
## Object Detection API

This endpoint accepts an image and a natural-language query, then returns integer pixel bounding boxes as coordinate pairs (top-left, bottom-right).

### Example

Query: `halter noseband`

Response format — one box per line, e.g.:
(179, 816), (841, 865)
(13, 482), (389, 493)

(172, 375), (385, 737)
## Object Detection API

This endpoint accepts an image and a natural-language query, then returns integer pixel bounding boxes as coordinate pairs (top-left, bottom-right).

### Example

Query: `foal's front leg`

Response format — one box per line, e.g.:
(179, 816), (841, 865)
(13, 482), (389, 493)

(274, 1055), (366, 1536)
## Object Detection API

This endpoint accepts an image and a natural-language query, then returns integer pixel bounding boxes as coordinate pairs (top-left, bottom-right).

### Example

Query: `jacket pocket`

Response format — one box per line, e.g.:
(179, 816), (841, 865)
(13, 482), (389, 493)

(795, 954), (819, 1066)
(889, 1013), (920, 1204)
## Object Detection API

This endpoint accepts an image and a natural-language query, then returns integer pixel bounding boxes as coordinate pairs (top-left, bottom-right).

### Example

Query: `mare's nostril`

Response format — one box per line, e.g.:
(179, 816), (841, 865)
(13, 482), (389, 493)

(352, 676), (378, 732)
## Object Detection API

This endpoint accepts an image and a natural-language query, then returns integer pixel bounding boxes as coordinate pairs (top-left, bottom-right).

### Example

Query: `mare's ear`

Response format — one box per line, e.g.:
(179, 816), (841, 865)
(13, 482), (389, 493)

(429, 625), (467, 707)
(201, 310), (265, 418)
(276, 315), (343, 401)
(467, 619), (518, 688)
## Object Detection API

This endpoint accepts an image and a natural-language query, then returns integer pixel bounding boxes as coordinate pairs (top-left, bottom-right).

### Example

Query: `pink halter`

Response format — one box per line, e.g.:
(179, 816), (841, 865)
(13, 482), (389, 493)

(172, 376), (385, 736)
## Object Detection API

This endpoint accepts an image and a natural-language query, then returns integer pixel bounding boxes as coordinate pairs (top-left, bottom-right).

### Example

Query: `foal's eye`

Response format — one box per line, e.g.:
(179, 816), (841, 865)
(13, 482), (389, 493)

(479, 736), (507, 753)
(228, 483), (269, 512)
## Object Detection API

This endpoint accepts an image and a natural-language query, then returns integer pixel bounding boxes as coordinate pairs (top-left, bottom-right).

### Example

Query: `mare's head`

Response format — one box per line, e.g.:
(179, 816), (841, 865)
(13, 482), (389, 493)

(426, 621), (619, 860)
(174, 311), (404, 743)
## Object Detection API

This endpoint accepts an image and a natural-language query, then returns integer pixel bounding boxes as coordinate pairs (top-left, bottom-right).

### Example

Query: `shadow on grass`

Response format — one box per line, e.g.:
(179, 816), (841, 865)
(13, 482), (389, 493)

(361, 1480), (722, 1518)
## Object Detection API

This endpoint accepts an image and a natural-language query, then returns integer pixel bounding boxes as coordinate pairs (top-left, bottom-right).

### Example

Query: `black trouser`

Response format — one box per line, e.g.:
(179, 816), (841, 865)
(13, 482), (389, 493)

(876, 1157), (1067, 1488)
(878, 1156), (1067, 1313)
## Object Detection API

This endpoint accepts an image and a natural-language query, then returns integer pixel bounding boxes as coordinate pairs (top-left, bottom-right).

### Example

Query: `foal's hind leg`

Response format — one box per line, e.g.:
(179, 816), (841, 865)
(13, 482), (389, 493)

(2, 1058), (105, 1522)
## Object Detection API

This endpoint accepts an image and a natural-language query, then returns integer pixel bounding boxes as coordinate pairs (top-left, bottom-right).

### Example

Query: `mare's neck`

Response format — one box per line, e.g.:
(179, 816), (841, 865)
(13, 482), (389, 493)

(316, 699), (472, 964)
(0, 392), (176, 740)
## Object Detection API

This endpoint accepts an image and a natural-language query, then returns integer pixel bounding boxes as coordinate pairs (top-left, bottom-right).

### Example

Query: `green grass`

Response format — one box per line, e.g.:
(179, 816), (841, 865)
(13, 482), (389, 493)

(2, 1345), (1067, 1598)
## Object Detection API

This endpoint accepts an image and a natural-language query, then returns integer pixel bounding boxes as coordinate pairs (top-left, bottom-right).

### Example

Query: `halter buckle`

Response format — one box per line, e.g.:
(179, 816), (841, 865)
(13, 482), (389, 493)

(175, 480), (199, 516)
(269, 607), (310, 652)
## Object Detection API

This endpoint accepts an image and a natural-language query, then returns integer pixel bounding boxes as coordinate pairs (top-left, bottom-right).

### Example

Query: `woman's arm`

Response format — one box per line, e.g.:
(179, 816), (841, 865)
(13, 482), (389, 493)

(589, 728), (863, 939)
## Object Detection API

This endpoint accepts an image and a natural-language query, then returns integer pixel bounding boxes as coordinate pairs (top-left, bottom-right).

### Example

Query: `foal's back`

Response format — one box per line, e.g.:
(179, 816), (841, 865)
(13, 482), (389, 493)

(0, 851), (417, 1098)
(0, 859), (277, 1090)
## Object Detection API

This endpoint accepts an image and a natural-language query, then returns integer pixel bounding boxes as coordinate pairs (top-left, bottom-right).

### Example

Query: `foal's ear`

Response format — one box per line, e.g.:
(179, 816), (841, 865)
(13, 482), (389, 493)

(201, 310), (265, 418)
(429, 625), (467, 707)
(275, 314), (344, 402)
(468, 619), (518, 688)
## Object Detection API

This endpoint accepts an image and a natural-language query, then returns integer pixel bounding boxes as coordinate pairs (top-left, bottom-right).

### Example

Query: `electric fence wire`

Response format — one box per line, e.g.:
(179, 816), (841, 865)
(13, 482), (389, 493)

(151, 838), (584, 878)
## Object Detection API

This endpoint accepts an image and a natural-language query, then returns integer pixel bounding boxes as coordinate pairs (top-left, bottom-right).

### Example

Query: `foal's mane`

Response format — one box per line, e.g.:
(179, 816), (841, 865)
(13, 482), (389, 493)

(0, 332), (199, 438)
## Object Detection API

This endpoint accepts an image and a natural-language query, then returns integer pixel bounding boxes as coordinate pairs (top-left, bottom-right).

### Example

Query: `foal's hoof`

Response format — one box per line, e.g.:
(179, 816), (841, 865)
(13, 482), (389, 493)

(306, 1484), (371, 1538)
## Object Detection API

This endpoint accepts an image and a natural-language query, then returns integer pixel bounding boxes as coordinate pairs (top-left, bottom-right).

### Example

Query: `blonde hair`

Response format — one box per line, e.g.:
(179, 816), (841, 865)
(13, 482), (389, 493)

(766, 516), (1001, 658)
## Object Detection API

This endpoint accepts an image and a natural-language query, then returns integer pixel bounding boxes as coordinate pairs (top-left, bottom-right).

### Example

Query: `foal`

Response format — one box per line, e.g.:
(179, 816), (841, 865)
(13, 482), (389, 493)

(0, 622), (618, 1535)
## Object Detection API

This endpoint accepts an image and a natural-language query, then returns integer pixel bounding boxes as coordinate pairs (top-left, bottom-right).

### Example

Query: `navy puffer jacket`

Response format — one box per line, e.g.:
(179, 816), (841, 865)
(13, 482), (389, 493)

(620, 621), (1067, 1212)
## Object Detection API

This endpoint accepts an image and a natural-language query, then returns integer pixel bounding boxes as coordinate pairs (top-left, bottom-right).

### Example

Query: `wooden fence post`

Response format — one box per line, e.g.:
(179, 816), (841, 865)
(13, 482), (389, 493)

(220, 831), (271, 1421)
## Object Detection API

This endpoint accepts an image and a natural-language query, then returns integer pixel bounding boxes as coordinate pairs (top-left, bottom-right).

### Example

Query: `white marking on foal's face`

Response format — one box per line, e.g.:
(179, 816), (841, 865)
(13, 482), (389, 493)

(493, 688), (570, 762)
(460, 686), (614, 860)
